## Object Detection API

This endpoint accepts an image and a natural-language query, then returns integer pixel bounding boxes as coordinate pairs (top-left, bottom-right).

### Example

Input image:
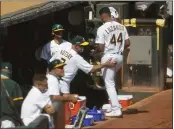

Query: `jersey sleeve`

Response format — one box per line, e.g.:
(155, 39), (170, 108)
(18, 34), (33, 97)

(75, 55), (93, 74)
(124, 26), (129, 40)
(40, 44), (50, 61)
(12, 82), (23, 101)
(95, 27), (105, 44)
(49, 51), (58, 63)
(49, 48), (61, 63)
(36, 93), (51, 108)
(47, 76), (60, 96)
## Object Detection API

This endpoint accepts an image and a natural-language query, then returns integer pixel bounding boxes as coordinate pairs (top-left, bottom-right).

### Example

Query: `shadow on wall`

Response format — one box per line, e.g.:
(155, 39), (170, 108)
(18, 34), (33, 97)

(70, 70), (108, 109)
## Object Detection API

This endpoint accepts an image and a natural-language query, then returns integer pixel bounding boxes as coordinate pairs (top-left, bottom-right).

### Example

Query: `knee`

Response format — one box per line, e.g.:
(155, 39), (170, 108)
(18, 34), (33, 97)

(105, 81), (115, 89)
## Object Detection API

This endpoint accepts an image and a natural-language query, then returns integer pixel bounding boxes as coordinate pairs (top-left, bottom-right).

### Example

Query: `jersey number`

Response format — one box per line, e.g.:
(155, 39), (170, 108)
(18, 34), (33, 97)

(110, 33), (123, 50)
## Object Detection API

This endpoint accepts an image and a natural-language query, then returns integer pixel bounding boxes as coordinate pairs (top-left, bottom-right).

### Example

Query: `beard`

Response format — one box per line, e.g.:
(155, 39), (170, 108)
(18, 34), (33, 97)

(55, 34), (62, 39)
(78, 48), (84, 53)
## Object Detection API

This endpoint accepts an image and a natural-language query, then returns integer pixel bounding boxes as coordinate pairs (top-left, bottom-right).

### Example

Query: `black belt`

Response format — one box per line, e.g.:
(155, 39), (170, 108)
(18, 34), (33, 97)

(112, 52), (123, 55)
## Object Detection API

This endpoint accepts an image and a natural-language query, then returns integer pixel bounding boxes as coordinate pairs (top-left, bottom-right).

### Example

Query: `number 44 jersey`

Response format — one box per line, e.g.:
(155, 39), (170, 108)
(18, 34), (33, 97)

(95, 21), (129, 54)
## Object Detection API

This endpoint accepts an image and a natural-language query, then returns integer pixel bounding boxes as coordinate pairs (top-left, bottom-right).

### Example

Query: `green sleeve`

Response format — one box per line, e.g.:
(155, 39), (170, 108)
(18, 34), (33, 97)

(12, 82), (24, 113)
(12, 83), (24, 100)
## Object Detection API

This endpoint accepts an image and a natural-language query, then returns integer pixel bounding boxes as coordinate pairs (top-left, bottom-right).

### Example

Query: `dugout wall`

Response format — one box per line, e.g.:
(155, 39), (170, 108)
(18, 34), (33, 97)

(122, 18), (168, 91)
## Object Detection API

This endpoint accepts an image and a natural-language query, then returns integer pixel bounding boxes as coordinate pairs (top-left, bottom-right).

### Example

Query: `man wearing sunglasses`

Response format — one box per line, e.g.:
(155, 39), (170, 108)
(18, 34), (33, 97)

(40, 24), (72, 64)
(50, 35), (116, 96)
(47, 59), (78, 103)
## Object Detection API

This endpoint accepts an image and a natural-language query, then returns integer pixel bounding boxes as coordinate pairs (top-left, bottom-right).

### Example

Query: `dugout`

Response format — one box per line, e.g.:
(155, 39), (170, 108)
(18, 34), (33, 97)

(0, 1), (99, 128)
(0, 1), (171, 108)
(0, 1), (109, 110)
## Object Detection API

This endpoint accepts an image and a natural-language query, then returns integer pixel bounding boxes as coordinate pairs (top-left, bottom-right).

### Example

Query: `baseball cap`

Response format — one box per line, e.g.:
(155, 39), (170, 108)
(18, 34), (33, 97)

(71, 35), (89, 46)
(1, 62), (12, 71)
(52, 24), (64, 32)
(48, 59), (66, 70)
(109, 7), (119, 19)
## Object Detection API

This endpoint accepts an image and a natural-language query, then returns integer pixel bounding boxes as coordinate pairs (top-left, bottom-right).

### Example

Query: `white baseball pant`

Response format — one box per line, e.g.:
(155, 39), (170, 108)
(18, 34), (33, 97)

(59, 80), (70, 94)
(101, 53), (123, 111)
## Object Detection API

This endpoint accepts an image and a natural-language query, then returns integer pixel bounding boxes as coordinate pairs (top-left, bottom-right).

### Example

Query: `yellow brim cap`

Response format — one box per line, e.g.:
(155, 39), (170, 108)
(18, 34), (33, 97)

(54, 63), (66, 68)
(53, 29), (65, 32)
(80, 41), (89, 46)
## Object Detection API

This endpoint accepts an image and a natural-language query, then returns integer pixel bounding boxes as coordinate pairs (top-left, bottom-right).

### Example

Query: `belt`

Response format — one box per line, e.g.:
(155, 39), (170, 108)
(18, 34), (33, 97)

(111, 52), (123, 55)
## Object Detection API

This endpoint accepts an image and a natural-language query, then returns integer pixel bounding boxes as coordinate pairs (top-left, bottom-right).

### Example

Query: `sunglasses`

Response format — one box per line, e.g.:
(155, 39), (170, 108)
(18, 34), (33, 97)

(53, 31), (63, 35)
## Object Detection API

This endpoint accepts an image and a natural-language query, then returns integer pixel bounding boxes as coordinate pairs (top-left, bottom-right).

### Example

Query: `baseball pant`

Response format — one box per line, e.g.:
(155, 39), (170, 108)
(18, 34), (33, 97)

(40, 114), (54, 129)
(59, 80), (70, 94)
(101, 53), (123, 111)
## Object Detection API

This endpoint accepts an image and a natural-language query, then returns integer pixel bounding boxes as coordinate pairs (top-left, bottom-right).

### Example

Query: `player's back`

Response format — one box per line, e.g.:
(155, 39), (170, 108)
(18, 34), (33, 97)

(50, 47), (79, 83)
(98, 21), (127, 54)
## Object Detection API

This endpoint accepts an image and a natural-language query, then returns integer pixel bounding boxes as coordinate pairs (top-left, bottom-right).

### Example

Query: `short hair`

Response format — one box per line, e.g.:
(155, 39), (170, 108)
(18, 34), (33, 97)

(33, 74), (47, 85)
(99, 7), (111, 16)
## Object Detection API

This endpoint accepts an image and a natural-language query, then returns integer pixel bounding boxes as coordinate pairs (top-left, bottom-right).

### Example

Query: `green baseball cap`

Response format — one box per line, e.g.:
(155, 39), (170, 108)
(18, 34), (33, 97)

(52, 24), (64, 32)
(48, 59), (66, 70)
(71, 35), (89, 46)
(1, 62), (12, 71)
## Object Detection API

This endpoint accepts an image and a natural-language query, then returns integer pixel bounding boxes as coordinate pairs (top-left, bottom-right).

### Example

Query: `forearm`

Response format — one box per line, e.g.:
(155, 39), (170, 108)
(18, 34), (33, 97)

(124, 44), (130, 49)
(51, 95), (71, 102)
(44, 104), (55, 115)
(124, 39), (130, 49)
(14, 100), (23, 113)
(90, 63), (105, 73)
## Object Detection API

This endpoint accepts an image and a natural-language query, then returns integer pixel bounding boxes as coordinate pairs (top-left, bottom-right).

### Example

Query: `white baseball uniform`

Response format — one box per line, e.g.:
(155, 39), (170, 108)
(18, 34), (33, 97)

(95, 21), (129, 111)
(47, 74), (61, 96)
(40, 39), (72, 63)
(50, 47), (93, 93)
(47, 74), (62, 112)
(21, 86), (54, 128)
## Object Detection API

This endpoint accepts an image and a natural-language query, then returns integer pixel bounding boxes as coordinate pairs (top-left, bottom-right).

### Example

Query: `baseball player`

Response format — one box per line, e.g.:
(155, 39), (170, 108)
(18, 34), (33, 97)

(21, 74), (55, 128)
(50, 35), (116, 95)
(1, 62), (24, 128)
(40, 24), (72, 64)
(95, 7), (130, 117)
(47, 59), (78, 103)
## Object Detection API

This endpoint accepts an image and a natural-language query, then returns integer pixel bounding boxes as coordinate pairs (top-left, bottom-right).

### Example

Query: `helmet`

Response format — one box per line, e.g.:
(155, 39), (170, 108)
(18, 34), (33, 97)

(109, 7), (119, 19)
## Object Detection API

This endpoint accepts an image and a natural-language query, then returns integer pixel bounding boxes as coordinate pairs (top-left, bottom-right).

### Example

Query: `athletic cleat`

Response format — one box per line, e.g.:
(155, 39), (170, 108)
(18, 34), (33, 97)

(105, 110), (123, 118)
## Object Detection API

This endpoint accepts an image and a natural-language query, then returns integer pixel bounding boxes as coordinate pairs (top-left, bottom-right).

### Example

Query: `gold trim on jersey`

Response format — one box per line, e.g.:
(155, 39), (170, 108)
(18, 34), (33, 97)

(80, 42), (89, 46)
(13, 97), (24, 101)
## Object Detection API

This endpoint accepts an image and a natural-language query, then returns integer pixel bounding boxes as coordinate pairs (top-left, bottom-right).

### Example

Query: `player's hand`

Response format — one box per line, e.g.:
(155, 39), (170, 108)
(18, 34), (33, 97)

(45, 105), (56, 115)
(125, 47), (130, 51)
(67, 94), (78, 103)
(104, 58), (116, 68)
(71, 94), (79, 98)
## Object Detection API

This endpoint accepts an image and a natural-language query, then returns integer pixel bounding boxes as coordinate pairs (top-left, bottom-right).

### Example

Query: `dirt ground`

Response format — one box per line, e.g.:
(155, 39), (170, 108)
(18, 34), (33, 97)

(88, 89), (173, 128)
